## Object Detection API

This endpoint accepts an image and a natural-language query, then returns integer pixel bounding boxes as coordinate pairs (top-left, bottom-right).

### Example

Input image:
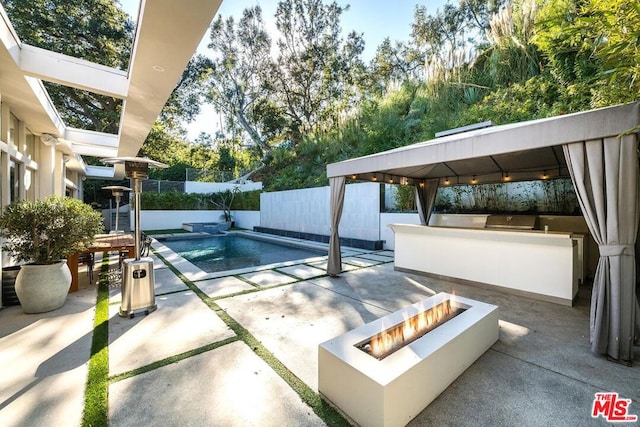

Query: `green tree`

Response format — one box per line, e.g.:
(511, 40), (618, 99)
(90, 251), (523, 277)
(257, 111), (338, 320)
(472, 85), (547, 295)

(205, 6), (274, 154)
(367, 38), (422, 95)
(271, 0), (365, 142)
(162, 55), (213, 129)
(578, 0), (640, 107)
(531, 0), (599, 109)
(2, 0), (133, 132)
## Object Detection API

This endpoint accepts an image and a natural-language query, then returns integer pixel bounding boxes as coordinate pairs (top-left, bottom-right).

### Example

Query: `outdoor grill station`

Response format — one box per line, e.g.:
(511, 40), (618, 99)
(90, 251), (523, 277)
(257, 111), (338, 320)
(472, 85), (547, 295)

(103, 157), (167, 318)
(102, 185), (132, 233)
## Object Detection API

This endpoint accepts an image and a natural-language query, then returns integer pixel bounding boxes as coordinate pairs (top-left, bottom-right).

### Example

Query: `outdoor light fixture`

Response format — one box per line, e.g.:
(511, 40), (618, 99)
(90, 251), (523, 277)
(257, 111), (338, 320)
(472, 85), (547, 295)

(39, 133), (59, 145)
(444, 177), (450, 185)
(351, 175), (357, 179)
(102, 185), (132, 233)
(542, 170), (548, 179)
(471, 175), (477, 184)
(503, 172), (510, 181)
(103, 157), (167, 318)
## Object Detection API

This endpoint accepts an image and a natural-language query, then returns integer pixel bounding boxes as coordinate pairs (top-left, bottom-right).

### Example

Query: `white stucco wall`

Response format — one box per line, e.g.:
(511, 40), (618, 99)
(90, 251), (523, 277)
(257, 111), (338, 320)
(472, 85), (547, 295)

(260, 182), (382, 241)
(380, 212), (420, 249)
(390, 224), (578, 305)
(136, 210), (223, 230)
(137, 210), (260, 231)
(232, 210), (260, 230)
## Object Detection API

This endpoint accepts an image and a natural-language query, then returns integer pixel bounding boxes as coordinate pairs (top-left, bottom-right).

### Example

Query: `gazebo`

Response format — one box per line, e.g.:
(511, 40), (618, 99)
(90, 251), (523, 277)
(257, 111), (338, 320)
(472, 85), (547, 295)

(326, 102), (640, 363)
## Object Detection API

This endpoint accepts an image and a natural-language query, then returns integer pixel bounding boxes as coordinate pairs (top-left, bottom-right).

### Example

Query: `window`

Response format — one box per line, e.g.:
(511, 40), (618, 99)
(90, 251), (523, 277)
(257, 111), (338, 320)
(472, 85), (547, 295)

(9, 114), (18, 146)
(24, 129), (35, 159)
(9, 160), (19, 202)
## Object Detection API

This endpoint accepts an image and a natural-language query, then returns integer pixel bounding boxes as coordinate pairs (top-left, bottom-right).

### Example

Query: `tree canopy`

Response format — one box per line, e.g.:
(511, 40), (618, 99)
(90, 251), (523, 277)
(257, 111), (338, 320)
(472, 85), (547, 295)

(4, 0), (639, 194)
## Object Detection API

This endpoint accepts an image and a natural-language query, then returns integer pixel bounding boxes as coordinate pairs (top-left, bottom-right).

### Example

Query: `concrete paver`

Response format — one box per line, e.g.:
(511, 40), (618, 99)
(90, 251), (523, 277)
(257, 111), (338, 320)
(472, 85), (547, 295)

(374, 250), (395, 257)
(276, 264), (327, 280)
(217, 281), (390, 391)
(108, 291), (235, 376)
(109, 341), (325, 427)
(194, 276), (257, 298)
(0, 288), (97, 427)
(2, 243), (639, 427)
(239, 270), (297, 288)
(307, 259), (359, 272)
(342, 256), (383, 267)
(353, 253), (395, 262)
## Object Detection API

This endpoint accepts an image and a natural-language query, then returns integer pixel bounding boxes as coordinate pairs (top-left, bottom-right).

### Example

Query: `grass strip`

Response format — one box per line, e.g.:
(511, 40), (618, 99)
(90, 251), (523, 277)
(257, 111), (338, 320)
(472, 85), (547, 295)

(81, 254), (111, 427)
(109, 336), (240, 383)
(152, 249), (349, 427)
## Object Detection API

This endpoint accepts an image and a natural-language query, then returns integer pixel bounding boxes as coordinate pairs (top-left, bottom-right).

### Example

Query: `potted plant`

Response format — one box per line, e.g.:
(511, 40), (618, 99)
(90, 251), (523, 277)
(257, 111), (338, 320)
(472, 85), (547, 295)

(0, 195), (104, 313)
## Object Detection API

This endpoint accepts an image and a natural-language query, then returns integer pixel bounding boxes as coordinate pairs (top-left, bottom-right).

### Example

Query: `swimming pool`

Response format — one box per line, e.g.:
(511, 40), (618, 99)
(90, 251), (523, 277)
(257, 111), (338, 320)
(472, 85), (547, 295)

(160, 234), (326, 273)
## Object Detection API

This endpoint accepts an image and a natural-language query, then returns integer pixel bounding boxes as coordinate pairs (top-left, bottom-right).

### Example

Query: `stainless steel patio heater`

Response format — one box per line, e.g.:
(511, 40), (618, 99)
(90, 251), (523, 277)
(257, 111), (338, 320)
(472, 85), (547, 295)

(103, 157), (167, 318)
(102, 185), (132, 233)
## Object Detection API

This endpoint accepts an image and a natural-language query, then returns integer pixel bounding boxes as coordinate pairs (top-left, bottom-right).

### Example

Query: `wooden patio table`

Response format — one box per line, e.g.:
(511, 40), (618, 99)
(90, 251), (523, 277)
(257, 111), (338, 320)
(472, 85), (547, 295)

(67, 233), (135, 292)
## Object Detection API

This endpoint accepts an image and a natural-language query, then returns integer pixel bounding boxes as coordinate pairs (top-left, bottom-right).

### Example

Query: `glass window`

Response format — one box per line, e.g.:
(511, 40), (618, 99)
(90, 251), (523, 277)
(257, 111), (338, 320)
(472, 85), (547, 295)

(9, 161), (18, 202)
(24, 129), (35, 159)
(25, 168), (35, 201)
(9, 114), (18, 146)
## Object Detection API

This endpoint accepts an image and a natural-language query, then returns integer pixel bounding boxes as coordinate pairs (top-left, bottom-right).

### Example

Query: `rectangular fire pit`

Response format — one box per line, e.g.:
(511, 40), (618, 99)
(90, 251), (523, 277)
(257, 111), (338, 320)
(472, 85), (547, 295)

(318, 293), (498, 427)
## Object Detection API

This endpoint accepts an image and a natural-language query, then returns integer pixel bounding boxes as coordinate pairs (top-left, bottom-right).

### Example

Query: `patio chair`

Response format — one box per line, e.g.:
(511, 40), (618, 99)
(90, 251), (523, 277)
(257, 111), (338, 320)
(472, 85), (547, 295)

(119, 232), (152, 267)
(141, 233), (152, 257)
(77, 252), (95, 284)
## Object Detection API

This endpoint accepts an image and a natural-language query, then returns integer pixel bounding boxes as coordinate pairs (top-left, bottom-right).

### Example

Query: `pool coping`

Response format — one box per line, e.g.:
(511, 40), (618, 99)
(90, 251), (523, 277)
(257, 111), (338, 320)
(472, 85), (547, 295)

(149, 231), (372, 282)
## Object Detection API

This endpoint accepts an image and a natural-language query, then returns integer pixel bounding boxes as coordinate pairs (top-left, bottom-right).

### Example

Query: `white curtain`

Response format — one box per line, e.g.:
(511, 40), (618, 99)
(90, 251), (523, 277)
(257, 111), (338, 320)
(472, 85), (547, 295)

(327, 176), (346, 276)
(563, 135), (640, 362)
(415, 179), (440, 225)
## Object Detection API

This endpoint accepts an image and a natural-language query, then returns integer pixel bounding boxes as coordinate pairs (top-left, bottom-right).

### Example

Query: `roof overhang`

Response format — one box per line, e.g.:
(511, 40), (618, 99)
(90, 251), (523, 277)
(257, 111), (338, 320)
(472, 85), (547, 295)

(0, 0), (223, 177)
(327, 103), (640, 185)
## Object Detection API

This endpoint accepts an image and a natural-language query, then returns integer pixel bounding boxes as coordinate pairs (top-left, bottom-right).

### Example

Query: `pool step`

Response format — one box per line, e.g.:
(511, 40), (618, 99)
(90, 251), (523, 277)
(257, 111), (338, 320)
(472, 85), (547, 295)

(182, 222), (221, 233)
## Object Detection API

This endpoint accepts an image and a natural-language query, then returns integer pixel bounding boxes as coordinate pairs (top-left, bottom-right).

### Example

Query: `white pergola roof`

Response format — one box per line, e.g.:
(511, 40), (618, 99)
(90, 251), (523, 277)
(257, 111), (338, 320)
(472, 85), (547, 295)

(327, 103), (640, 185)
(0, 0), (222, 176)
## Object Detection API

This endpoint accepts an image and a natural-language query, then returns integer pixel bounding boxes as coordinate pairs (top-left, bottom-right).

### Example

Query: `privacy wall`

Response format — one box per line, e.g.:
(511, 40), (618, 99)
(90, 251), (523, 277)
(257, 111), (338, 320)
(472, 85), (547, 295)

(260, 182), (381, 242)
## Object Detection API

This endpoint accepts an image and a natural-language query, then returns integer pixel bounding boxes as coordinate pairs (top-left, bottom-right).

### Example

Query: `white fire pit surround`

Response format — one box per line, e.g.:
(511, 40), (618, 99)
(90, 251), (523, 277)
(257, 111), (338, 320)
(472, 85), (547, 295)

(318, 293), (498, 427)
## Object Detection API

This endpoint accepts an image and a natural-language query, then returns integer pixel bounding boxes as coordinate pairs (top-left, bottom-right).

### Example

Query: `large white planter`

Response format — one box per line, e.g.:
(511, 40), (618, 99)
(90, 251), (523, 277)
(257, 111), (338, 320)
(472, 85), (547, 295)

(15, 261), (72, 314)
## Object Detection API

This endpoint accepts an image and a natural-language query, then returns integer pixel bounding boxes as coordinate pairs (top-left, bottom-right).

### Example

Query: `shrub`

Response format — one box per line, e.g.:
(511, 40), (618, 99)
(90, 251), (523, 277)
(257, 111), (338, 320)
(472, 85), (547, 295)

(0, 196), (104, 264)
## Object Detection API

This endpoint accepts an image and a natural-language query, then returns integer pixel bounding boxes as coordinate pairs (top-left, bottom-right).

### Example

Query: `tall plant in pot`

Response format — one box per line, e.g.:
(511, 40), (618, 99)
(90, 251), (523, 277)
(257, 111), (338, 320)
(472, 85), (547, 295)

(210, 187), (239, 231)
(0, 196), (104, 313)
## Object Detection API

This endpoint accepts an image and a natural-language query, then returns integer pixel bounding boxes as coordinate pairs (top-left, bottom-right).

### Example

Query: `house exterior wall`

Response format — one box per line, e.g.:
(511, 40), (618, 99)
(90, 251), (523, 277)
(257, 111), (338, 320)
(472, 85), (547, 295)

(0, 96), (83, 271)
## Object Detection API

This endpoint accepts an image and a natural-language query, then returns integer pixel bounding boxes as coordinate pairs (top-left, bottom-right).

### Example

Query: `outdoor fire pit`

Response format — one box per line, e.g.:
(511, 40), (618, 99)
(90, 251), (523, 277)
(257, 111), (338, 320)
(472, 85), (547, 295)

(318, 292), (498, 427)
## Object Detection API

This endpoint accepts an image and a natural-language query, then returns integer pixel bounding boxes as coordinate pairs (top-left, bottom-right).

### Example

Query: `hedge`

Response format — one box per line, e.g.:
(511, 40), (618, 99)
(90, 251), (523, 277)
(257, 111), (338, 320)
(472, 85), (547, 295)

(140, 190), (261, 211)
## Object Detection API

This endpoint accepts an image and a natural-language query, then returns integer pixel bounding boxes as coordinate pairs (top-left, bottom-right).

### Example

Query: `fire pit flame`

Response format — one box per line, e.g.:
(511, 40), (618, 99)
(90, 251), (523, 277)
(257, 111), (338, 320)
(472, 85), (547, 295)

(358, 298), (465, 360)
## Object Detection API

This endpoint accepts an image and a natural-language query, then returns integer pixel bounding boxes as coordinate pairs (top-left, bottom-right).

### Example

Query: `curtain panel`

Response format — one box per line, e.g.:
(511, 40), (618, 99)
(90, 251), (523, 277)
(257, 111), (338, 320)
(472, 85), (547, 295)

(327, 176), (346, 276)
(563, 135), (640, 362)
(415, 179), (440, 226)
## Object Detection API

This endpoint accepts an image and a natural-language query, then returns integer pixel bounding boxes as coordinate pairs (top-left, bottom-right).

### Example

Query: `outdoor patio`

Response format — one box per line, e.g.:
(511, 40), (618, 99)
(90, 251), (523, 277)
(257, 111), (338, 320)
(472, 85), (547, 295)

(0, 240), (638, 426)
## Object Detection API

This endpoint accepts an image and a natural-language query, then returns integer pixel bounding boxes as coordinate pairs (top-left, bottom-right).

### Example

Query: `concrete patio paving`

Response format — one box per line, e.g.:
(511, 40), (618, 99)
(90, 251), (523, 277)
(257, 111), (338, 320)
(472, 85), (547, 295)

(1, 241), (639, 426)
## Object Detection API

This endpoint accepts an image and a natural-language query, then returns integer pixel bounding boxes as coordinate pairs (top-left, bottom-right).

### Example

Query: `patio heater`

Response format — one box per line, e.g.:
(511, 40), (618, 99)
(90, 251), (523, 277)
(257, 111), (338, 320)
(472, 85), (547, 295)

(102, 185), (132, 233)
(103, 157), (167, 318)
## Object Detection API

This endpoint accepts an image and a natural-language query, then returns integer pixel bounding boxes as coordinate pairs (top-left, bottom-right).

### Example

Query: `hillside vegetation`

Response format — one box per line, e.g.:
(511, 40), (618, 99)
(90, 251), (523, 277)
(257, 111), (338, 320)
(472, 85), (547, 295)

(232, 0), (640, 191)
(4, 0), (638, 194)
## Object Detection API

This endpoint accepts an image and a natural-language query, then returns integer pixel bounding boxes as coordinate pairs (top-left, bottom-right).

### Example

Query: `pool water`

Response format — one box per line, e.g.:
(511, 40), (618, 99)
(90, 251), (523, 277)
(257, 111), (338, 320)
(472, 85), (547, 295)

(161, 235), (325, 273)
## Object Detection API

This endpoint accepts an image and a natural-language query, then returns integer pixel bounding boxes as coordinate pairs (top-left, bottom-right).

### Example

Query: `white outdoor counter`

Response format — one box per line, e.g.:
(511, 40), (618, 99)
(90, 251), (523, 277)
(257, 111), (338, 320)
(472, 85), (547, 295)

(389, 224), (579, 306)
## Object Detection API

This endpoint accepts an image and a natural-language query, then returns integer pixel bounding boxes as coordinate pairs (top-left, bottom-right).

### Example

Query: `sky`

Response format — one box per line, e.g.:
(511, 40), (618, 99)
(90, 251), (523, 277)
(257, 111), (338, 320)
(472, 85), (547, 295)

(120, 0), (451, 140)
